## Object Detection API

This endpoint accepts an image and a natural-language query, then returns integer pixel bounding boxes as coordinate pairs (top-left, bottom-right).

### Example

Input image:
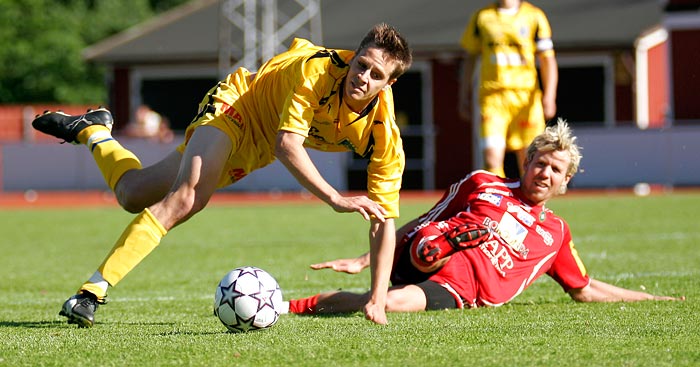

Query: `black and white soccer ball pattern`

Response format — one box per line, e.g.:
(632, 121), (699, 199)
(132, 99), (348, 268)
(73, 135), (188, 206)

(214, 266), (283, 332)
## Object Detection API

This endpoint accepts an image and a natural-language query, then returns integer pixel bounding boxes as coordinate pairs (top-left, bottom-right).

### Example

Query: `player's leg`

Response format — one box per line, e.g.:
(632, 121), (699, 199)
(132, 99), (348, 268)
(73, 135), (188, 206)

(31, 108), (178, 212)
(114, 151), (181, 213)
(288, 291), (370, 315)
(482, 145), (506, 177)
(60, 126), (232, 327)
(287, 282), (447, 314)
(407, 280), (462, 311)
(480, 92), (509, 177)
(509, 89), (546, 176)
(385, 284), (429, 312)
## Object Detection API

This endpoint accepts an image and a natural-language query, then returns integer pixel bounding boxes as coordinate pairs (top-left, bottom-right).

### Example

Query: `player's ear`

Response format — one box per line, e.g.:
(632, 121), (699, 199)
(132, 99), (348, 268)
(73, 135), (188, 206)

(557, 174), (573, 195)
(383, 79), (398, 91)
(563, 174), (572, 186)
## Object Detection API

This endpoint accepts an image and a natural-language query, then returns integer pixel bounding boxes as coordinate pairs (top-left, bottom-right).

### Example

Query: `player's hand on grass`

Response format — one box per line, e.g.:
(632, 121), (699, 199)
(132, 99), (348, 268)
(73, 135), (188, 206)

(364, 301), (388, 325)
(310, 254), (369, 274)
(330, 195), (386, 222)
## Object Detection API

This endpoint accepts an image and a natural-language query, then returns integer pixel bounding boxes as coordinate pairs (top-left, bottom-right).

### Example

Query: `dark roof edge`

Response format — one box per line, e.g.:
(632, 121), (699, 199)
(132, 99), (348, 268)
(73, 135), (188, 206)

(82, 0), (218, 61)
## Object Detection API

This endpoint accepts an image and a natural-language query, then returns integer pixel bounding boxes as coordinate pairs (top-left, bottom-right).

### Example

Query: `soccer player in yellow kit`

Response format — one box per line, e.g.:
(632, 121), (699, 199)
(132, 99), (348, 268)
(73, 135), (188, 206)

(32, 23), (412, 327)
(459, 0), (558, 177)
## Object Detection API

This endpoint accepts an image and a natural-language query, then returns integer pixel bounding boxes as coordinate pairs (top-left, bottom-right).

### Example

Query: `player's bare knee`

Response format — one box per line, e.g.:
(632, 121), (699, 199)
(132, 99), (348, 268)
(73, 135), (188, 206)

(189, 188), (212, 214)
(167, 186), (209, 222)
(115, 186), (148, 213)
(385, 292), (404, 312)
(385, 289), (422, 312)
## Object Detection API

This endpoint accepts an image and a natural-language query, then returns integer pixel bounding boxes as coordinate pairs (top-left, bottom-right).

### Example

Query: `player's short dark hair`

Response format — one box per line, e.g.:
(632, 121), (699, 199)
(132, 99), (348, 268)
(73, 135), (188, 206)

(356, 23), (413, 79)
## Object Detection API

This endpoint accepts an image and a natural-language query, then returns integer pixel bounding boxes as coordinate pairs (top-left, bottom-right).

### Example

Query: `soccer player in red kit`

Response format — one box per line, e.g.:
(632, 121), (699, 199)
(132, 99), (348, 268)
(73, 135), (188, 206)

(285, 120), (683, 315)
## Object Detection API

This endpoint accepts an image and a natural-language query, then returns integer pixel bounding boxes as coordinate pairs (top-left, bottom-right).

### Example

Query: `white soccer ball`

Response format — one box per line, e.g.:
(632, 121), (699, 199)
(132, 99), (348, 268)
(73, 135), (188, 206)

(214, 266), (283, 332)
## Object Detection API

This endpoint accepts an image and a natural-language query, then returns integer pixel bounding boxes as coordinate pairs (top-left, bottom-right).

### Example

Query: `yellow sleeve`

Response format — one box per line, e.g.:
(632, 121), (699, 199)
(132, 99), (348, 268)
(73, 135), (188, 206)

(534, 7), (555, 58)
(276, 53), (337, 137)
(460, 9), (482, 55)
(278, 79), (319, 137)
(366, 88), (405, 218)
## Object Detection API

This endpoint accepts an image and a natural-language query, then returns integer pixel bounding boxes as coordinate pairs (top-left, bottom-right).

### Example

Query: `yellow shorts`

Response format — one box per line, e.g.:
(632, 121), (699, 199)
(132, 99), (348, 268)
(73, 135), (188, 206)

(479, 89), (545, 151)
(176, 68), (275, 188)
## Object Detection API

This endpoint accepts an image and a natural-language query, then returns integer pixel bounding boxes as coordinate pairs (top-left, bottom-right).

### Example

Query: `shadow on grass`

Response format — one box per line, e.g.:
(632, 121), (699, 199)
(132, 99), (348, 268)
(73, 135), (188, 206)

(291, 312), (362, 319)
(0, 320), (232, 337)
(0, 320), (67, 328)
(0, 320), (196, 329)
(157, 329), (225, 336)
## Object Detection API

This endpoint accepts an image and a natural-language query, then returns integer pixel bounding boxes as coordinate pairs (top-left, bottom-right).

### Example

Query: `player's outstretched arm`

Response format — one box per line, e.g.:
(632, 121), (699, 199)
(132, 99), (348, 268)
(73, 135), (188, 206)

(363, 218), (396, 325)
(310, 219), (418, 274)
(309, 218), (421, 274)
(310, 253), (370, 274)
(275, 130), (386, 221)
(568, 278), (685, 303)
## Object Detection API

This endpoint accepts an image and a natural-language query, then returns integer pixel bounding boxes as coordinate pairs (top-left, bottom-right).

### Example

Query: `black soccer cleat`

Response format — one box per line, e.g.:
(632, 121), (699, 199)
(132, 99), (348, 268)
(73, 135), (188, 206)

(32, 107), (113, 144)
(59, 292), (103, 328)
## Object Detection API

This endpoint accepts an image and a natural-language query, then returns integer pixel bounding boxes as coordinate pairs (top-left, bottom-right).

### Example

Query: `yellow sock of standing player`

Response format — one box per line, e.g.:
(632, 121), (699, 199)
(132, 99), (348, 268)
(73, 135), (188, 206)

(79, 209), (167, 300)
(77, 126), (142, 191)
(487, 166), (506, 177)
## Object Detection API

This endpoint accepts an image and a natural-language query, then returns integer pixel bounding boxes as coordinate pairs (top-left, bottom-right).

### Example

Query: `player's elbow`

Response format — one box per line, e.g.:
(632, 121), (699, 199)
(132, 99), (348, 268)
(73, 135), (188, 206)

(274, 131), (296, 161)
(273, 138), (287, 159)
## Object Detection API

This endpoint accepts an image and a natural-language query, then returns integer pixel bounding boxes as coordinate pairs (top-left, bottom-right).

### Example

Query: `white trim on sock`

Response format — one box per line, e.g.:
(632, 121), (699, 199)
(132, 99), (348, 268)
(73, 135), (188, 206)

(86, 130), (113, 147)
(87, 271), (110, 294)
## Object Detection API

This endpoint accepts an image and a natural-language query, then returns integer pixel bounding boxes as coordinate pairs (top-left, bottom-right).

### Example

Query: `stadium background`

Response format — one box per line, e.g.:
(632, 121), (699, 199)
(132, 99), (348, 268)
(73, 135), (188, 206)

(1, 0), (700, 197)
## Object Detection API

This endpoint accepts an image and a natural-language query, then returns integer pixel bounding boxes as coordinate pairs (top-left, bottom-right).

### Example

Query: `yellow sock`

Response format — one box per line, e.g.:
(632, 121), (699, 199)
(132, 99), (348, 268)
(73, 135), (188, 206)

(79, 272), (110, 301)
(84, 209), (168, 292)
(77, 125), (108, 145)
(80, 128), (142, 191)
(487, 167), (506, 177)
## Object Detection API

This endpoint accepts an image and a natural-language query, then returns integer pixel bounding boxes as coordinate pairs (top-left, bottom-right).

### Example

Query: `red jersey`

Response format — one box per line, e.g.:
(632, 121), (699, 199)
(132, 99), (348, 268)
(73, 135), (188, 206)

(403, 171), (590, 308)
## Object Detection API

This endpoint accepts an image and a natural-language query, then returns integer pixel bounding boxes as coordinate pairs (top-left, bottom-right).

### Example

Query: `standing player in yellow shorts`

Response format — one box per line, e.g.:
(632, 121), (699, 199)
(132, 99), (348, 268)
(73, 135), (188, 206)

(459, 0), (558, 177)
(32, 23), (412, 327)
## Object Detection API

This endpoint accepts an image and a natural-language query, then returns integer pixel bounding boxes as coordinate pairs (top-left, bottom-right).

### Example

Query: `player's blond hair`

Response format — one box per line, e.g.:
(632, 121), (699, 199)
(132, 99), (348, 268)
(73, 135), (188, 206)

(526, 119), (582, 177)
(356, 23), (413, 79)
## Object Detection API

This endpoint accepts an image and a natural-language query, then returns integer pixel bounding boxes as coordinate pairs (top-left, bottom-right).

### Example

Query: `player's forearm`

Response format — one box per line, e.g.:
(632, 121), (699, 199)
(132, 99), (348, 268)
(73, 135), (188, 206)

(571, 278), (673, 303)
(275, 131), (339, 205)
(367, 219), (396, 305)
(539, 55), (558, 102)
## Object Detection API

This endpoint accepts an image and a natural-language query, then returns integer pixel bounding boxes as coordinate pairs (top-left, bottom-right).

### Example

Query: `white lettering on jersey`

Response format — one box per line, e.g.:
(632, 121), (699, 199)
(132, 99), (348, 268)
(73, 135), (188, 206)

(492, 52), (526, 66)
(479, 239), (514, 277)
(506, 202), (535, 227)
(482, 213), (529, 262)
(495, 212), (528, 255)
(478, 192), (503, 206)
(536, 225), (553, 246)
(484, 187), (512, 196)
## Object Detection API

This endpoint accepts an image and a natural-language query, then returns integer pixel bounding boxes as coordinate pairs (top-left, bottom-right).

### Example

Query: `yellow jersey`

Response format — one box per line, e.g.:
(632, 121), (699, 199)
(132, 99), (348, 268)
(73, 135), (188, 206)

(212, 38), (405, 217)
(461, 1), (554, 92)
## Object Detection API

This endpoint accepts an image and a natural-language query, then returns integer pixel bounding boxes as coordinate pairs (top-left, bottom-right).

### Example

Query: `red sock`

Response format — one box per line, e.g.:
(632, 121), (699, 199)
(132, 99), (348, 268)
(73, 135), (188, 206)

(289, 294), (320, 315)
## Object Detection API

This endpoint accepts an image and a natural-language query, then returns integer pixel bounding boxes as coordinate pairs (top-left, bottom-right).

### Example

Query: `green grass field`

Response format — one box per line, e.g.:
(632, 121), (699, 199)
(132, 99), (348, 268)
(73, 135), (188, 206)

(0, 192), (698, 366)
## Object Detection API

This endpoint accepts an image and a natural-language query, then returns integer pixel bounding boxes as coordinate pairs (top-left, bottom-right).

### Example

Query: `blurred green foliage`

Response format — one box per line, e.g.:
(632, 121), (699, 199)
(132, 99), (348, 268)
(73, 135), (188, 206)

(0, 0), (188, 104)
